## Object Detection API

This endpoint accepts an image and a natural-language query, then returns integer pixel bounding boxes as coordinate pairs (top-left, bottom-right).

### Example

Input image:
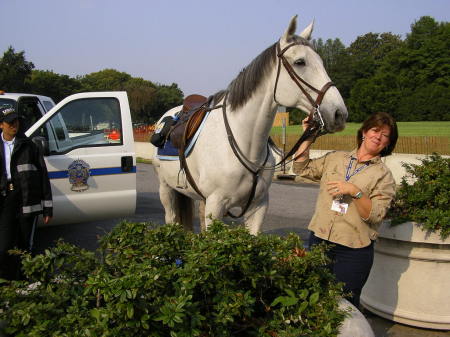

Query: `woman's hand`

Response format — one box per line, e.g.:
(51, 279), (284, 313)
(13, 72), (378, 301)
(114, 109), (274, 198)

(301, 117), (311, 132)
(326, 180), (360, 199)
(294, 117), (314, 162)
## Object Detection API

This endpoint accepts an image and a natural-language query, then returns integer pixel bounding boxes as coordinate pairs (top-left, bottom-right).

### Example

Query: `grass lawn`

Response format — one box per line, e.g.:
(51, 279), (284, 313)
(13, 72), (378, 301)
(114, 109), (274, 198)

(271, 121), (450, 137)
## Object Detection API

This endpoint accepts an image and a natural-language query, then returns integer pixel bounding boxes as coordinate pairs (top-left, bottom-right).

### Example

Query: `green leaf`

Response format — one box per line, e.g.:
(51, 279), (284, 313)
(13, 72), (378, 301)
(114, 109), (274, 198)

(285, 288), (295, 298)
(127, 304), (134, 319)
(270, 296), (283, 307)
(299, 300), (309, 313)
(309, 292), (320, 305)
(283, 296), (298, 306)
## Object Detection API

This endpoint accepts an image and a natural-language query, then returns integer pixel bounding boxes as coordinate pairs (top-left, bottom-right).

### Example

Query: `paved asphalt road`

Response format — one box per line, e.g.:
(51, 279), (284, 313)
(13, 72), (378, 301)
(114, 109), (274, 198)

(33, 163), (448, 337)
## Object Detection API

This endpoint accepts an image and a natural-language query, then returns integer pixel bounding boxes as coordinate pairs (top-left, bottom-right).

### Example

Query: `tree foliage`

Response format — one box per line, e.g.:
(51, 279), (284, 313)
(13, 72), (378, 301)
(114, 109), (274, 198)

(145, 83), (184, 123)
(346, 17), (449, 122)
(76, 70), (183, 123)
(0, 46), (35, 92)
(28, 70), (82, 103)
(79, 69), (132, 92)
(124, 77), (157, 122)
(313, 16), (449, 122)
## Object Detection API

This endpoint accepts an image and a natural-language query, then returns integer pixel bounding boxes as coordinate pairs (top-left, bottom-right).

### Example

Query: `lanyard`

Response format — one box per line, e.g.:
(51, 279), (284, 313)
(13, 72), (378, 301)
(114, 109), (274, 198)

(345, 157), (369, 182)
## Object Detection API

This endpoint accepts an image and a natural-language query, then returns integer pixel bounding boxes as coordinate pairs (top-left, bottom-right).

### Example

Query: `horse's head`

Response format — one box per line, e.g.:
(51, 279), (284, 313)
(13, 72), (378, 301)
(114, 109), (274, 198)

(274, 16), (348, 133)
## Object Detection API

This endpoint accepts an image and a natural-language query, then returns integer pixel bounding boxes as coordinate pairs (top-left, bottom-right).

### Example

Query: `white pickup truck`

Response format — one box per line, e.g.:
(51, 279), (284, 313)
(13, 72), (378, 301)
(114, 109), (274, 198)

(0, 91), (137, 225)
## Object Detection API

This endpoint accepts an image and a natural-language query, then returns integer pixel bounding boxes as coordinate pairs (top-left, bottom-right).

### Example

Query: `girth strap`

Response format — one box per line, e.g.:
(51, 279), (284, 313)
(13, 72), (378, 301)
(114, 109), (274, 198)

(222, 92), (270, 218)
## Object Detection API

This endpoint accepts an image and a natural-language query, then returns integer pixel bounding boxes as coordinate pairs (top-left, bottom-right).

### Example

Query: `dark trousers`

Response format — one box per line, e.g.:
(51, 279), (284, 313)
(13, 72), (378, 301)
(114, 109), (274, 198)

(308, 232), (374, 308)
(0, 189), (36, 280)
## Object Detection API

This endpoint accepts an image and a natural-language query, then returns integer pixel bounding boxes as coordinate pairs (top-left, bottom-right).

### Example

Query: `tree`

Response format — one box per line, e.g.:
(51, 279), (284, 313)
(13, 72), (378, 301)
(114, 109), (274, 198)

(313, 38), (351, 99)
(79, 69), (132, 92)
(347, 17), (449, 122)
(28, 70), (82, 103)
(347, 32), (403, 79)
(143, 83), (183, 123)
(0, 46), (35, 92)
(313, 38), (347, 73)
(124, 77), (157, 122)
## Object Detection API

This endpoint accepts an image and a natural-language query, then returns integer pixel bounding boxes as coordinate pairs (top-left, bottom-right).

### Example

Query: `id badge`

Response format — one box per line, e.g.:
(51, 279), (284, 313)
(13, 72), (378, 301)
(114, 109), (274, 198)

(331, 199), (348, 214)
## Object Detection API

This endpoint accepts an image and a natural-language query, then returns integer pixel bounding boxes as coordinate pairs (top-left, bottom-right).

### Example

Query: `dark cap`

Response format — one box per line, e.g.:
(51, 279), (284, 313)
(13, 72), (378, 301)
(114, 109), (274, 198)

(0, 107), (19, 123)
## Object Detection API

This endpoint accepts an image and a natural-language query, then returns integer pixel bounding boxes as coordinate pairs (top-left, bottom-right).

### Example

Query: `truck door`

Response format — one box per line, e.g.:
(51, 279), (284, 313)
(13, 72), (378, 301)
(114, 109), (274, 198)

(26, 92), (136, 225)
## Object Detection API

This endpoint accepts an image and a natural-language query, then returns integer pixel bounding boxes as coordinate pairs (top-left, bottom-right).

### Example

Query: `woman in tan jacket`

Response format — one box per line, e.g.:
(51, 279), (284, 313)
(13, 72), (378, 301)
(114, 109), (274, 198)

(293, 111), (398, 308)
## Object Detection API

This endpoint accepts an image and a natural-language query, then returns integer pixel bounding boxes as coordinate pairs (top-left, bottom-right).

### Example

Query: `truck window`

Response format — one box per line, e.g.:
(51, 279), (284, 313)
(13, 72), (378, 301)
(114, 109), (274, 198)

(0, 98), (17, 111)
(17, 97), (46, 135)
(42, 100), (54, 112)
(37, 97), (123, 155)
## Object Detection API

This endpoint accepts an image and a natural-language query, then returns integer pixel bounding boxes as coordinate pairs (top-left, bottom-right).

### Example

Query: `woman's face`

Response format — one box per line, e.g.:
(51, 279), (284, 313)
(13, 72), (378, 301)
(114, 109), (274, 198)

(362, 124), (391, 156)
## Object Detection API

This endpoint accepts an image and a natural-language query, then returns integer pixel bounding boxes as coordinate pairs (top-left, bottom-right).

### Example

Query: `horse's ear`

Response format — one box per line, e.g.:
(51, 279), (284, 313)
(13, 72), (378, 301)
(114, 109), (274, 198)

(281, 15), (298, 44)
(299, 20), (314, 40)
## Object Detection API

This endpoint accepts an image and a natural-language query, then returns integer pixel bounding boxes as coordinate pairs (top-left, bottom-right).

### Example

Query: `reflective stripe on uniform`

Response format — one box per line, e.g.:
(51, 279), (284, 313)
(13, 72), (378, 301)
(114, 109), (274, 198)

(22, 204), (42, 214)
(17, 164), (38, 172)
(43, 200), (53, 207)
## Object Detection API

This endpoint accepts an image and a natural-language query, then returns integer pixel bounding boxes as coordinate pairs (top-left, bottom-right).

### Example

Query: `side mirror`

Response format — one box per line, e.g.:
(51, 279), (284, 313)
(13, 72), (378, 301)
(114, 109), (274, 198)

(32, 136), (50, 156)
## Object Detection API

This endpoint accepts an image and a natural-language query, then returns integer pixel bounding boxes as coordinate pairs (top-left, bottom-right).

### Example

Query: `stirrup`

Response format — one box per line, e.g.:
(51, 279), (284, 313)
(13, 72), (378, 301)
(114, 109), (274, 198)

(176, 169), (188, 189)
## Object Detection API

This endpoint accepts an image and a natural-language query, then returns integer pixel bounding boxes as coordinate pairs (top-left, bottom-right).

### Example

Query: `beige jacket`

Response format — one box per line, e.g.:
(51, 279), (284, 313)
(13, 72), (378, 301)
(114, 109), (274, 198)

(293, 149), (396, 248)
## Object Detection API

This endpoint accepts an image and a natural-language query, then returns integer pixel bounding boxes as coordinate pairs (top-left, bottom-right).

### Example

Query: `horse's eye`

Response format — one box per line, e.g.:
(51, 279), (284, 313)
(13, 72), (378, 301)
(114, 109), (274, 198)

(294, 59), (306, 66)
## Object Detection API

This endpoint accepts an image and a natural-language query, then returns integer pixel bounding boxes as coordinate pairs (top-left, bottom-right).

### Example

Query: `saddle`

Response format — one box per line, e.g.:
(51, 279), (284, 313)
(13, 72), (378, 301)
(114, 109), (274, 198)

(169, 94), (209, 149)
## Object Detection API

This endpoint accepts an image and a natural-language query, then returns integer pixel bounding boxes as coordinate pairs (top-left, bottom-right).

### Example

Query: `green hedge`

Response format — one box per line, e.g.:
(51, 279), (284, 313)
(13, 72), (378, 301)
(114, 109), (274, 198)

(0, 221), (346, 337)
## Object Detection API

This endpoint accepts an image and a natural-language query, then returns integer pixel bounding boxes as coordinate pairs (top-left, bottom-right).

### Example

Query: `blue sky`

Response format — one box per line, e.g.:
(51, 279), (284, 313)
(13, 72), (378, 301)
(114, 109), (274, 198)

(1, 0), (449, 96)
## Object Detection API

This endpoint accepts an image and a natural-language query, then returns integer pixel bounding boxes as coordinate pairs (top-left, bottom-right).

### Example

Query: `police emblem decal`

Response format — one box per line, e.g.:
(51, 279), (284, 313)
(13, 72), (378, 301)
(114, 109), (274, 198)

(68, 159), (90, 192)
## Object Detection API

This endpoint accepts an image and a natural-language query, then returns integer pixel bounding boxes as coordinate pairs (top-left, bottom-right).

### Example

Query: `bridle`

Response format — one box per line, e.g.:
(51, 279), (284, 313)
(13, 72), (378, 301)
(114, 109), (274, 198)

(274, 40), (335, 133)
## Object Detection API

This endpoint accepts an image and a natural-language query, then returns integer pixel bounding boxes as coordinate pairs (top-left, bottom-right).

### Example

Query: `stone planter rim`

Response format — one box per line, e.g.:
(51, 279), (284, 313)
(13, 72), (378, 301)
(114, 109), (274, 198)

(379, 220), (450, 245)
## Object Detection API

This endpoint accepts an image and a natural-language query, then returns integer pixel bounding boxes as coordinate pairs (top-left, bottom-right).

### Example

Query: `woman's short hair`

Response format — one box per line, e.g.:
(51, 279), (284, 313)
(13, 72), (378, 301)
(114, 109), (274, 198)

(357, 112), (398, 157)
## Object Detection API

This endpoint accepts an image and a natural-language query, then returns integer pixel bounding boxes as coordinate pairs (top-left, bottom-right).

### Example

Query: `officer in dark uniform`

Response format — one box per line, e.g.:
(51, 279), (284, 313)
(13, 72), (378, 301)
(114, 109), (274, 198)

(0, 107), (53, 280)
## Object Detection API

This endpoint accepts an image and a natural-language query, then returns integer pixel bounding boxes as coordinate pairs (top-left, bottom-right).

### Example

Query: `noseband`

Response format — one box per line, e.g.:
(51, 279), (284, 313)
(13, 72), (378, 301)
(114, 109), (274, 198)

(273, 41), (335, 132)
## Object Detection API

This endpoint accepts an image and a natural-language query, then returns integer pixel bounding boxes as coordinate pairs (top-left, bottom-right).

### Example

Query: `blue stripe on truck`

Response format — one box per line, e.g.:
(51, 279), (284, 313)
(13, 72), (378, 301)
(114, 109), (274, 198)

(48, 166), (137, 179)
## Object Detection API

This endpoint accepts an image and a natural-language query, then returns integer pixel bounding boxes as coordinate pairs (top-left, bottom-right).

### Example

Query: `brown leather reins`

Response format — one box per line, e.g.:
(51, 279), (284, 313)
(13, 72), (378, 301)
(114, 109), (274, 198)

(179, 40), (335, 218)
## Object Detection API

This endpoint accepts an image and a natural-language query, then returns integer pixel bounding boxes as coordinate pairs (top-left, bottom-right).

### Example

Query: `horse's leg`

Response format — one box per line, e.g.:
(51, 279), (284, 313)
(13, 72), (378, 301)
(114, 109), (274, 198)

(159, 182), (180, 224)
(177, 192), (194, 231)
(198, 200), (206, 232)
(244, 193), (269, 235)
(159, 182), (194, 231)
(203, 195), (227, 229)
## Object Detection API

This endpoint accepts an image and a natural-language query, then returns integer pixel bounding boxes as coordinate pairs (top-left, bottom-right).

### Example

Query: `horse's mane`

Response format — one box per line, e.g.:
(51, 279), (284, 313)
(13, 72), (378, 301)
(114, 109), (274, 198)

(211, 36), (311, 111)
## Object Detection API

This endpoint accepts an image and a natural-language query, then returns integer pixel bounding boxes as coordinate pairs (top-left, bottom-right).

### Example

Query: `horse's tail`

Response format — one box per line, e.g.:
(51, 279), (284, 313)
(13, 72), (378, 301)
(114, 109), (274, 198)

(175, 191), (194, 231)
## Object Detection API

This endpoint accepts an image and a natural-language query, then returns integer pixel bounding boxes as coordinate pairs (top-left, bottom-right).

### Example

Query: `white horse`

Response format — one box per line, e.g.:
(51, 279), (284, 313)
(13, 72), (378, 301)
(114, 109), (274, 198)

(152, 16), (348, 234)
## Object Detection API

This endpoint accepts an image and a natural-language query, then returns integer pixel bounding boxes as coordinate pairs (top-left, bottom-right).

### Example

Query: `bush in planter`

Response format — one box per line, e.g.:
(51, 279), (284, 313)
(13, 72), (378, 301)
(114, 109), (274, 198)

(389, 153), (450, 240)
(0, 221), (346, 337)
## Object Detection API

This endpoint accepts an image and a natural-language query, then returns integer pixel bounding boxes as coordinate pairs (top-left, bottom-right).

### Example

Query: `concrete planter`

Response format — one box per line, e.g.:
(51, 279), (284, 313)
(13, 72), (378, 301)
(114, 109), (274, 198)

(361, 221), (450, 330)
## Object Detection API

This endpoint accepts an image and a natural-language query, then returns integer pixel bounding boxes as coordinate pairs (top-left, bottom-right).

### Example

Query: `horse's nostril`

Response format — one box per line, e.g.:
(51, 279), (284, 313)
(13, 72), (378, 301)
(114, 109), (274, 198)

(335, 109), (347, 124)
(332, 109), (347, 132)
